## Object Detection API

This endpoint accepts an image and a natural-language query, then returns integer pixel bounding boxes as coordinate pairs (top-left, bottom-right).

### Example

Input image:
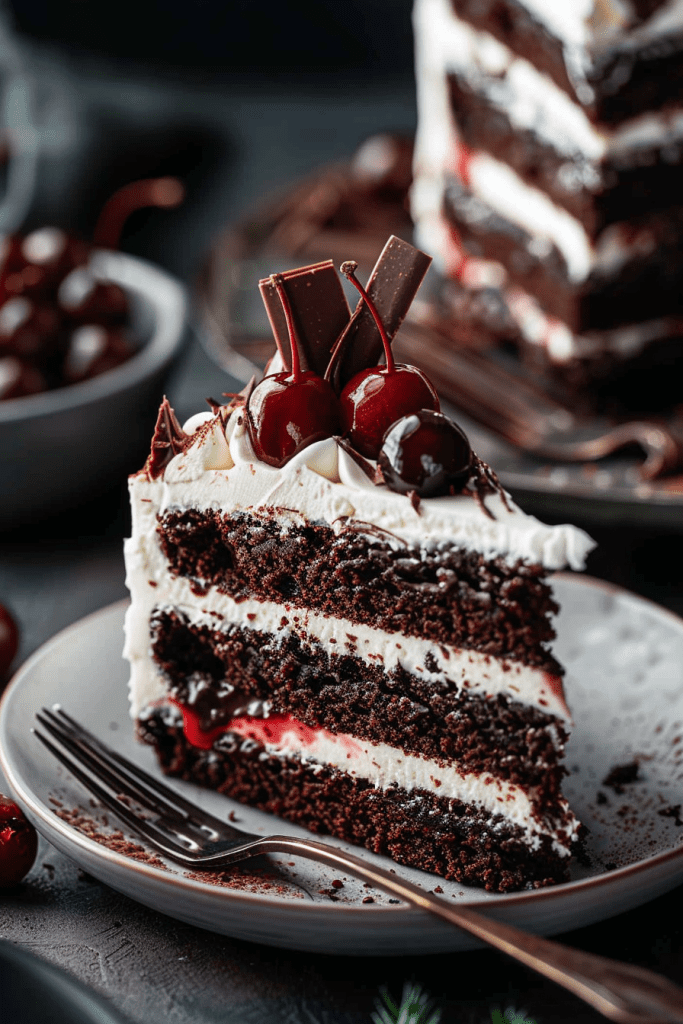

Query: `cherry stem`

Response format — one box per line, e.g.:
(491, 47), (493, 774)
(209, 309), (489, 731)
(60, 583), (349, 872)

(340, 260), (395, 374)
(270, 274), (302, 381)
(93, 177), (185, 249)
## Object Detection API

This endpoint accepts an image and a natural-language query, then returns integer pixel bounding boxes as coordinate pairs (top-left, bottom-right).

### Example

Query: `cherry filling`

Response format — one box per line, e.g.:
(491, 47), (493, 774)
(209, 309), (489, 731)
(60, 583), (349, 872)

(378, 409), (473, 497)
(169, 698), (362, 757)
(247, 273), (342, 467)
(337, 261), (439, 459)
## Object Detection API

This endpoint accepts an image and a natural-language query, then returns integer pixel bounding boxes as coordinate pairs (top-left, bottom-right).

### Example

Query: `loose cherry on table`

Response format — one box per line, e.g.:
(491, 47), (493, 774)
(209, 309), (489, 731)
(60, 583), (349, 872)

(0, 601), (19, 679)
(378, 409), (473, 497)
(336, 261), (440, 460)
(0, 794), (38, 887)
(247, 274), (342, 468)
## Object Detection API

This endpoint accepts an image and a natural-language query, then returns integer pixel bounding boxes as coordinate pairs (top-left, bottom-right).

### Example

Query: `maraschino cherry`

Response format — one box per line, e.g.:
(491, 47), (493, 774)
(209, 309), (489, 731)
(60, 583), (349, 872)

(337, 261), (439, 459)
(379, 409), (473, 497)
(0, 794), (37, 887)
(247, 274), (342, 468)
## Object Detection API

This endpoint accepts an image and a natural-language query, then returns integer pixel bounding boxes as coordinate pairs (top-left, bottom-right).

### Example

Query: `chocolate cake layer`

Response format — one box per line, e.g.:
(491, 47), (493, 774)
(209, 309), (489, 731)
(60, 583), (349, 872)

(448, 76), (683, 231)
(591, 29), (683, 125)
(444, 177), (683, 330)
(149, 607), (567, 793)
(448, 0), (578, 103)
(156, 508), (560, 668)
(139, 704), (576, 893)
(450, 0), (683, 122)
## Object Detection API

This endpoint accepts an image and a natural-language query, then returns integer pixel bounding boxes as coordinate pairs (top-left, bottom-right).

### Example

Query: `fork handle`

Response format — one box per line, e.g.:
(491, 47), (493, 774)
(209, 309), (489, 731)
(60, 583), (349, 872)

(250, 835), (683, 1024)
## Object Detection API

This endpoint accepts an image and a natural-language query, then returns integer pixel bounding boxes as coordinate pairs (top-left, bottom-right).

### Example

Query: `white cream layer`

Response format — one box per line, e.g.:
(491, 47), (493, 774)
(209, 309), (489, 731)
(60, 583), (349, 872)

(128, 411), (593, 572)
(211, 713), (580, 853)
(124, 534), (571, 722)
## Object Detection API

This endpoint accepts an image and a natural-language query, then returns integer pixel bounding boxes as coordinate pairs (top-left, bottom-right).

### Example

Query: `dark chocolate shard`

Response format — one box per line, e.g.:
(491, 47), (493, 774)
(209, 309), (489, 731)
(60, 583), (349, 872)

(462, 454), (512, 520)
(327, 235), (433, 393)
(145, 397), (192, 479)
(208, 377), (254, 425)
(335, 436), (384, 484)
(259, 259), (350, 377)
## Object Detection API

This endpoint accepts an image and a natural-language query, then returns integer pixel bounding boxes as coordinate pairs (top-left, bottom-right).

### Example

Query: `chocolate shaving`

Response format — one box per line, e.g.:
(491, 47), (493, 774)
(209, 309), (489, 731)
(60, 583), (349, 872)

(408, 489), (422, 514)
(145, 397), (192, 479)
(603, 761), (641, 794)
(259, 260), (350, 376)
(658, 804), (683, 826)
(333, 516), (407, 548)
(327, 235), (432, 393)
(335, 436), (379, 483)
(462, 454), (512, 519)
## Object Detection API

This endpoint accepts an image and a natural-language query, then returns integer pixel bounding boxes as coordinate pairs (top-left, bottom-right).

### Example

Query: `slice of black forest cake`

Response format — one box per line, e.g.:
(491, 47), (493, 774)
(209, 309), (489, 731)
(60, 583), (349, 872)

(124, 237), (594, 892)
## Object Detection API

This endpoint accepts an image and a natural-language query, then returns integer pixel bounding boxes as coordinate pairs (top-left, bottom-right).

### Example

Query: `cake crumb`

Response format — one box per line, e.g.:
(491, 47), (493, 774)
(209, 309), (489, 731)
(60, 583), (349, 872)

(658, 804), (683, 826)
(603, 761), (641, 794)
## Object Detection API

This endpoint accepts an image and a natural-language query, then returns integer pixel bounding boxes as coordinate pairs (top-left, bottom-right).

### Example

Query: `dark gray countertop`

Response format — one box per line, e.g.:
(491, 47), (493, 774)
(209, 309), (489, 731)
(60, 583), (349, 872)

(2, 46), (683, 1024)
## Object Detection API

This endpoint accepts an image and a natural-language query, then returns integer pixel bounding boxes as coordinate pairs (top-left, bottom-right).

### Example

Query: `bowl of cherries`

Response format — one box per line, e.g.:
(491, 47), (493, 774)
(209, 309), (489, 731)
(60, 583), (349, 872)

(0, 178), (188, 529)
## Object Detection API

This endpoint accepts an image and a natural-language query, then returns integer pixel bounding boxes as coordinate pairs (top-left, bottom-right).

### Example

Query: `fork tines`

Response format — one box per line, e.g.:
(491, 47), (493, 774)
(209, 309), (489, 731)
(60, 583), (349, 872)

(34, 706), (233, 858)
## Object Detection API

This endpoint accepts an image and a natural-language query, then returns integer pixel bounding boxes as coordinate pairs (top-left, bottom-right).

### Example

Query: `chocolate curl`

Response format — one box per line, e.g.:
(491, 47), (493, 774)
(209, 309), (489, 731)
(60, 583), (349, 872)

(145, 397), (191, 479)
(326, 235), (432, 393)
(259, 259), (351, 377)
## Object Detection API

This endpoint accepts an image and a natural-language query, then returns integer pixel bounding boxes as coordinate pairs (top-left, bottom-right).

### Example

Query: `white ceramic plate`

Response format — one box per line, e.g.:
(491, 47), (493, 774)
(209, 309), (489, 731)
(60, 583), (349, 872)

(2, 575), (683, 955)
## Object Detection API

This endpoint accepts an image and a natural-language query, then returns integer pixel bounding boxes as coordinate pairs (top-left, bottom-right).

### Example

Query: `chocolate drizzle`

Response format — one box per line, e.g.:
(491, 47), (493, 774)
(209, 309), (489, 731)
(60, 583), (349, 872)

(464, 454), (513, 519)
(145, 397), (192, 479)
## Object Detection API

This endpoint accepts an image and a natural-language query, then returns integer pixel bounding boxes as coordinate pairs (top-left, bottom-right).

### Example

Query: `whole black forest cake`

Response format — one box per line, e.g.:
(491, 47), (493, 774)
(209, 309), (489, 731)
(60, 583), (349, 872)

(411, 0), (683, 406)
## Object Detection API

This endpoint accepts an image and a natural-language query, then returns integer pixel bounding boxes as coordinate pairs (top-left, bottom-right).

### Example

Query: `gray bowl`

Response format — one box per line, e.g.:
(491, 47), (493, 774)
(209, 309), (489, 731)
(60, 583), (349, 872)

(0, 250), (189, 530)
(0, 940), (129, 1024)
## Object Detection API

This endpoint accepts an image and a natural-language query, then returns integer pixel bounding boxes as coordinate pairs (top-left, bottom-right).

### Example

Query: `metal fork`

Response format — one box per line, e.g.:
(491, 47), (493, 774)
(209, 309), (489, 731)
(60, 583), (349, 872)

(35, 706), (683, 1024)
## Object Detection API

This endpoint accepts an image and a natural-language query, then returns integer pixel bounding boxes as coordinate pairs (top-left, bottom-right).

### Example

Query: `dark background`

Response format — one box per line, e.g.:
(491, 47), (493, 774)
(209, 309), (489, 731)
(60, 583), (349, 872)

(5, 1), (415, 82)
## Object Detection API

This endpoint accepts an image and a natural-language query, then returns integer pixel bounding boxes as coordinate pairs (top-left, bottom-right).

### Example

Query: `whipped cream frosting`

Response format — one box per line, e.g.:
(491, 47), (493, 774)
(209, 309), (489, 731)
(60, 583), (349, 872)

(128, 406), (593, 570)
